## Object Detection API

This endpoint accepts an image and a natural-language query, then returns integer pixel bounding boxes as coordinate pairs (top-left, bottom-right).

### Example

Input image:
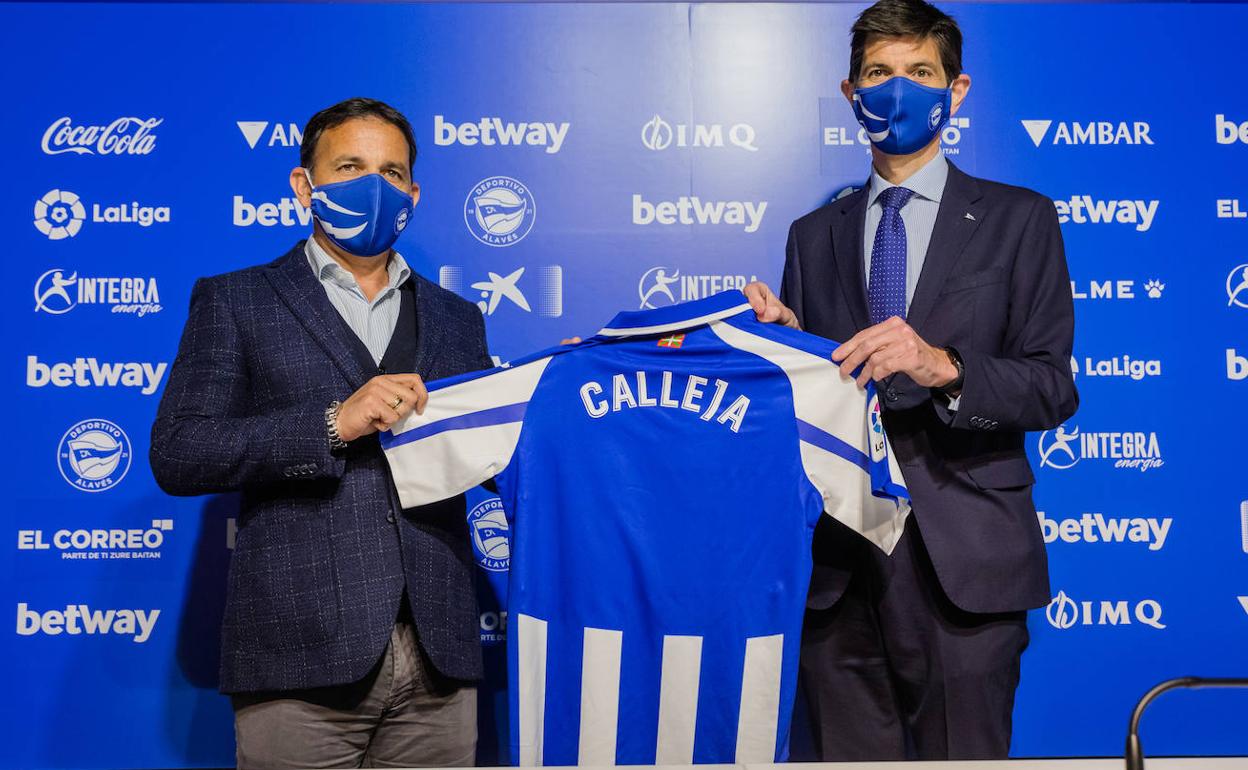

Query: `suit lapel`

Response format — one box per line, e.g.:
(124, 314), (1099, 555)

(905, 162), (984, 334)
(411, 275), (445, 378)
(264, 241), (373, 390)
(831, 188), (872, 332)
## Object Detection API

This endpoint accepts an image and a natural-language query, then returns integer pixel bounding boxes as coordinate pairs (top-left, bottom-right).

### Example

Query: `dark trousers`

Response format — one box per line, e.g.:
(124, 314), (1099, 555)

(796, 516), (1029, 761)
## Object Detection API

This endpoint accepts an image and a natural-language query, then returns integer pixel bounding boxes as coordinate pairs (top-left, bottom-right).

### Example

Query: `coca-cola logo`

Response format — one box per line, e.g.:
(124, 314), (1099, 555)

(41, 116), (162, 156)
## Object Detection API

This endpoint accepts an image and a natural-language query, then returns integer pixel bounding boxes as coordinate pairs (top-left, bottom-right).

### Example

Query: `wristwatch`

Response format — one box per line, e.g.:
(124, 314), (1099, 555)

(938, 346), (965, 394)
(325, 400), (348, 451)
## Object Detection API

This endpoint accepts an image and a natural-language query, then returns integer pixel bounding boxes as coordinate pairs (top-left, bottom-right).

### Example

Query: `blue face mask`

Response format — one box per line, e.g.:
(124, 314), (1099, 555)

(852, 76), (952, 156)
(304, 170), (414, 257)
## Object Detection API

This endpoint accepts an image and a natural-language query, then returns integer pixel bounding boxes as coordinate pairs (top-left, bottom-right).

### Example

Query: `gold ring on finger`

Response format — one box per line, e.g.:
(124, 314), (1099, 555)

(390, 396), (404, 411)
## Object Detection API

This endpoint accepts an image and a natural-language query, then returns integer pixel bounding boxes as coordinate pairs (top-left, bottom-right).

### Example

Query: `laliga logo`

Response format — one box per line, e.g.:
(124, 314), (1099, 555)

(34, 190), (85, 240)
(57, 419), (132, 493)
(464, 176), (535, 247)
(868, 394), (886, 461)
(468, 498), (510, 572)
(41, 116), (161, 156)
(1038, 424), (1080, 470)
(640, 115), (758, 152)
(1046, 591), (1166, 630)
(639, 267), (681, 309)
(1227, 264), (1248, 309)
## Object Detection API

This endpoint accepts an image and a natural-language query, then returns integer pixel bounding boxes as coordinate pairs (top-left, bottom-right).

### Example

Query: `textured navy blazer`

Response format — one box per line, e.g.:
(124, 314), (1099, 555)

(151, 241), (491, 694)
(782, 162), (1078, 615)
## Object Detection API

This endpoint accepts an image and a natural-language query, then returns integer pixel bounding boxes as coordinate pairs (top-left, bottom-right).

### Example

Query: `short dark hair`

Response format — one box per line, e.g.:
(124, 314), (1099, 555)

(299, 97), (418, 172)
(849, 0), (962, 84)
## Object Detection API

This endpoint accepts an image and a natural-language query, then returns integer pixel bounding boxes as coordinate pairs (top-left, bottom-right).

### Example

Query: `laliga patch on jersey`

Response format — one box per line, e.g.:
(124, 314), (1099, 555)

(868, 394), (887, 462)
(657, 334), (685, 349)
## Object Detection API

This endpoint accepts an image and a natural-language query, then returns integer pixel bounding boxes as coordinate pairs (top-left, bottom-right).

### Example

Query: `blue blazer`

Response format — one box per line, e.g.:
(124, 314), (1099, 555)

(151, 242), (491, 693)
(782, 162), (1078, 614)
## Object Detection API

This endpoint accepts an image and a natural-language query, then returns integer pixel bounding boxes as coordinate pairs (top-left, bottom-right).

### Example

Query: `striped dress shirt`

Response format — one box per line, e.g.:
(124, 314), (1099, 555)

(304, 237), (411, 364)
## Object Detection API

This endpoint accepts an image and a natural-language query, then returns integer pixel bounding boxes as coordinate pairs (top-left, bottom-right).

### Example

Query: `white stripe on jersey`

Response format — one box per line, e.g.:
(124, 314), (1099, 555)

(383, 356), (551, 508)
(579, 628), (624, 766)
(708, 319), (909, 554)
(655, 635), (703, 764)
(517, 613), (548, 767)
(735, 633), (784, 763)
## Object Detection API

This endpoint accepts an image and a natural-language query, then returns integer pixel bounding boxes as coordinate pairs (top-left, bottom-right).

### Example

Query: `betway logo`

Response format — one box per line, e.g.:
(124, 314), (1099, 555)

(1054, 196), (1158, 232)
(435, 115), (569, 154)
(1216, 114), (1248, 145)
(1039, 512), (1171, 551)
(233, 195), (312, 227)
(1021, 120), (1153, 147)
(632, 195), (767, 233)
(16, 603), (159, 643)
(1228, 349), (1248, 381)
(27, 356), (166, 395)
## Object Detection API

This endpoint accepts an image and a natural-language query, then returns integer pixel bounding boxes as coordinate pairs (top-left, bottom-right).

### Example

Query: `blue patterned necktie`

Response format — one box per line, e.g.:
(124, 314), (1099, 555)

(867, 185), (916, 326)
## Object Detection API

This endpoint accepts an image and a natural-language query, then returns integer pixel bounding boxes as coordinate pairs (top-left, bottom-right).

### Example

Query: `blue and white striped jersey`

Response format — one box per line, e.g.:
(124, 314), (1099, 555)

(381, 290), (910, 766)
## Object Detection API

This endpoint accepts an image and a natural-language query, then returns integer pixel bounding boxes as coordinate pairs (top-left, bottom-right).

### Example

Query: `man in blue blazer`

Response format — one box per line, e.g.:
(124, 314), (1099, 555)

(747, 0), (1077, 760)
(151, 98), (490, 768)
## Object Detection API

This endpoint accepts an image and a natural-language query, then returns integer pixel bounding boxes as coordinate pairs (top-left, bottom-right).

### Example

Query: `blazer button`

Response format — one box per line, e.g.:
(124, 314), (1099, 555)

(378, 365), (387, 374)
(386, 512), (396, 524)
(885, 387), (899, 402)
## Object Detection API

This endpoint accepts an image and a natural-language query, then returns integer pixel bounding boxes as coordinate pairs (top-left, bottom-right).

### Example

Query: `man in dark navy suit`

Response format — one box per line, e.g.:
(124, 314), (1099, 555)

(152, 98), (490, 769)
(746, 0), (1077, 760)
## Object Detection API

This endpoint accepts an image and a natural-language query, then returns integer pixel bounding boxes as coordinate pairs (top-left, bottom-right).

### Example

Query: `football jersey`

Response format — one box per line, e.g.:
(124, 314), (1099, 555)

(380, 290), (910, 766)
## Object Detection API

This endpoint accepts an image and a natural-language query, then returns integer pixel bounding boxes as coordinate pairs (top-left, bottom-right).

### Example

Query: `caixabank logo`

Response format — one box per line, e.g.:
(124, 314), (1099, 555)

(1046, 591), (1166, 630)
(438, 265), (562, 318)
(56, 419), (132, 493)
(33, 189), (170, 240)
(1037, 424), (1164, 473)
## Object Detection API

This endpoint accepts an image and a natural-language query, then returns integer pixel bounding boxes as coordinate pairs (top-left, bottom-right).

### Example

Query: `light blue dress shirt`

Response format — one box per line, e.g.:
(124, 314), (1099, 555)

(863, 153), (949, 312)
(305, 237), (411, 365)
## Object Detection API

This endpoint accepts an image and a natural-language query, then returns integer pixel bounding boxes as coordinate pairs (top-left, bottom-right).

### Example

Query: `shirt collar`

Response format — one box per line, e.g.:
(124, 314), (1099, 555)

(867, 152), (949, 207)
(304, 237), (411, 291)
(598, 290), (751, 337)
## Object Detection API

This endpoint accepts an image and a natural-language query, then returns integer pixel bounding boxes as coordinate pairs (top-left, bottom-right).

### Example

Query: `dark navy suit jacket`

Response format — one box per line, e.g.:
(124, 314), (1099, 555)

(782, 161), (1078, 614)
(151, 241), (491, 693)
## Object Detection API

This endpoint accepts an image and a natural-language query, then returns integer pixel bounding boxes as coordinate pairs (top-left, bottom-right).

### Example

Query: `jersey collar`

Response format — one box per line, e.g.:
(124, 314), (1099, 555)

(597, 290), (751, 337)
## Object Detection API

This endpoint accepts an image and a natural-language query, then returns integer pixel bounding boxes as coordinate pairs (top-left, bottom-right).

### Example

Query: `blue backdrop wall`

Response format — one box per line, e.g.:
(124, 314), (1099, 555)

(3, 2), (1247, 767)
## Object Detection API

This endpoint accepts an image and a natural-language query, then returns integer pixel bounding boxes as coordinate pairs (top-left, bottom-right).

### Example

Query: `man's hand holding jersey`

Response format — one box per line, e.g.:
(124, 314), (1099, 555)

(743, 281), (959, 391)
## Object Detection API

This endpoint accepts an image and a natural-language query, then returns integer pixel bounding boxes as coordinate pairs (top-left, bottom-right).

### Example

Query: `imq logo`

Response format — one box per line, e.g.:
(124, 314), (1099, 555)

(236, 121), (303, 149)
(1021, 119), (1153, 147)
(641, 115), (757, 152)
(1046, 591), (1166, 630)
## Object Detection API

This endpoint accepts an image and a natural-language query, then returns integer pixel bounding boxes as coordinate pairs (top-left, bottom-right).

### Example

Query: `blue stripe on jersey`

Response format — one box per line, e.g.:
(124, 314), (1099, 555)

(601, 290), (749, 333)
(795, 419), (870, 471)
(380, 402), (529, 450)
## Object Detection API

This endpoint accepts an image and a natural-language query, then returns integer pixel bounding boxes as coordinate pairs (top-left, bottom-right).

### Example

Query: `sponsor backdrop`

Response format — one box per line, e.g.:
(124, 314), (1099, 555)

(3, 1), (1246, 767)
